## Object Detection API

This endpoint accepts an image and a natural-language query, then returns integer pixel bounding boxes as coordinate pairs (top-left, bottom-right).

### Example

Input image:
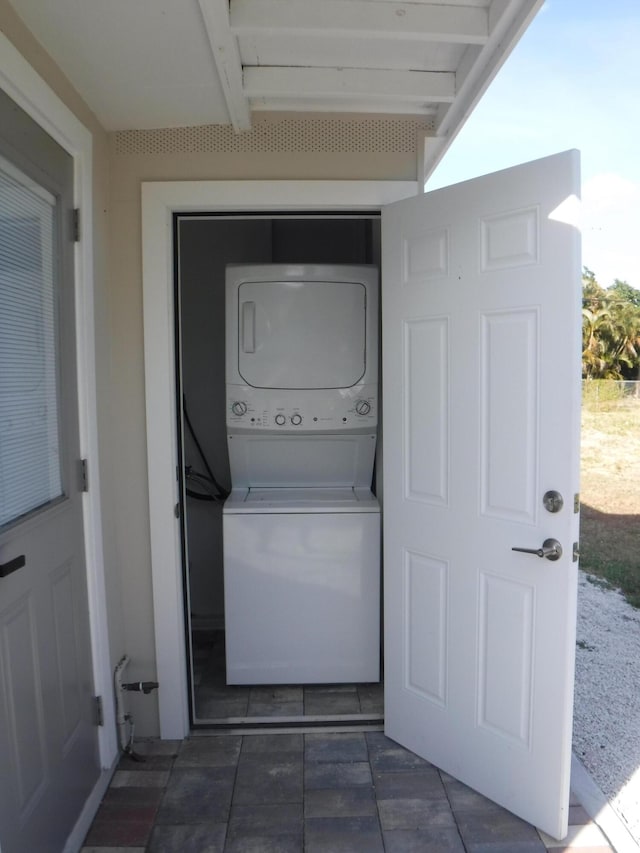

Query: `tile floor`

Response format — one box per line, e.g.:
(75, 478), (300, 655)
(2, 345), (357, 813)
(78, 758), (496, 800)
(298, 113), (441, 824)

(192, 631), (384, 722)
(194, 681), (385, 722)
(81, 732), (616, 853)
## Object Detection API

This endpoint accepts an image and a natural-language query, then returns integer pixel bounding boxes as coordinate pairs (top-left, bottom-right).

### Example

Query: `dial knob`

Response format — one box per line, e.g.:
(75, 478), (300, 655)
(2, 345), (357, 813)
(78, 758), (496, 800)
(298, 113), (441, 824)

(274, 413), (286, 426)
(355, 399), (371, 416)
(231, 401), (247, 416)
(290, 413), (302, 425)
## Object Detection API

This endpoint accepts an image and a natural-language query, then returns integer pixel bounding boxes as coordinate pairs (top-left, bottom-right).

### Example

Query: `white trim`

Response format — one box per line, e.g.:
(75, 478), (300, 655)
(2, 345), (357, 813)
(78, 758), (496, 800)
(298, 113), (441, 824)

(0, 33), (116, 766)
(63, 758), (119, 853)
(570, 755), (640, 853)
(243, 67), (456, 104)
(142, 179), (417, 738)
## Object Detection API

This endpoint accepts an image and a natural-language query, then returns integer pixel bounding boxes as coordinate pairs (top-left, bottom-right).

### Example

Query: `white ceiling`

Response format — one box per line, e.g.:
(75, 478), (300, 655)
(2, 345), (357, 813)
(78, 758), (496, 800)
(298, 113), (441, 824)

(9, 0), (542, 158)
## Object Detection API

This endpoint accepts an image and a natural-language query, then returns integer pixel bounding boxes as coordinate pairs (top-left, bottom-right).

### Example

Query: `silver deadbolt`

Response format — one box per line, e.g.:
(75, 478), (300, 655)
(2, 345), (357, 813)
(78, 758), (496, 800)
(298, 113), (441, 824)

(543, 490), (564, 513)
(512, 538), (563, 561)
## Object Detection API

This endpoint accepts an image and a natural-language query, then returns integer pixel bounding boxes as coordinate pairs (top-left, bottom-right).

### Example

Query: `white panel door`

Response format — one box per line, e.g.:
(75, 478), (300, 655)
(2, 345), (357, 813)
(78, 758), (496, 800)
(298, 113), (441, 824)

(0, 90), (99, 853)
(382, 151), (581, 839)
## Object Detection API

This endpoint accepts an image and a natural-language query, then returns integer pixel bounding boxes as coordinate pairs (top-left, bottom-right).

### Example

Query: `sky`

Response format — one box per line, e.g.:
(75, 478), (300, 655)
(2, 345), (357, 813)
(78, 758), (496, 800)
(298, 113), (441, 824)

(426, 0), (640, 290)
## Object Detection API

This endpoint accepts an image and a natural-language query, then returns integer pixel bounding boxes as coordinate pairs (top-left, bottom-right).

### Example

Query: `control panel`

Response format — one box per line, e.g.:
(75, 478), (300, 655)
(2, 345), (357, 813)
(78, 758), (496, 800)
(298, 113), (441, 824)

(226, 384), (377, 431)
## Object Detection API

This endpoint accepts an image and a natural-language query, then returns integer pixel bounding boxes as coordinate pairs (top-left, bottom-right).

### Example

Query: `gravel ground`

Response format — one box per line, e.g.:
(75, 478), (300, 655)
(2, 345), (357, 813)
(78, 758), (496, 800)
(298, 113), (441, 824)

(574, 570), (640, 845)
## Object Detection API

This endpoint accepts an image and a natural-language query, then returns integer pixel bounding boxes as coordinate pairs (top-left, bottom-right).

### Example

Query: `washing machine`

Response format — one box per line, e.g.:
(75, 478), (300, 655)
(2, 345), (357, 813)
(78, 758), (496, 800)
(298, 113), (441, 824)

(223, 263), (380, 685)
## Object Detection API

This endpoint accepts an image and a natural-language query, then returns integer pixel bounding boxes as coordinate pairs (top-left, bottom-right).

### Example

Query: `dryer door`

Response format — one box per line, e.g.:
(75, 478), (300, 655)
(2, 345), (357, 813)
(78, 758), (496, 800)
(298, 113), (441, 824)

(238, 279), (366, 389)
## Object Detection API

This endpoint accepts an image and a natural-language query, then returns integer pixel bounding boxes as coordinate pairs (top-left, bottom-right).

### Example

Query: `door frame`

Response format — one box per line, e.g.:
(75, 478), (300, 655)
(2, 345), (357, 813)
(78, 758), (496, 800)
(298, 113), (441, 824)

(0, 33), (115, 768)
(142, 179), (417, 738)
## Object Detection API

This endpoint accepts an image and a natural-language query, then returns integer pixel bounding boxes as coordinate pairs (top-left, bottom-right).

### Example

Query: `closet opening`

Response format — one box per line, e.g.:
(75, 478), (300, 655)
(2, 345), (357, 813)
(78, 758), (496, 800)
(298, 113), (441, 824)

(174, 212), (383, 728)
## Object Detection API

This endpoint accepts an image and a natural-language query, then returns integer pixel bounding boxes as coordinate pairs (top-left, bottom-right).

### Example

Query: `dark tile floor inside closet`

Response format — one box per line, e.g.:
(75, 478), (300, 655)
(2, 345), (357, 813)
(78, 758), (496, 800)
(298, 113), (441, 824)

(81, 732), (615, 853)
(191, 630), (384, 722)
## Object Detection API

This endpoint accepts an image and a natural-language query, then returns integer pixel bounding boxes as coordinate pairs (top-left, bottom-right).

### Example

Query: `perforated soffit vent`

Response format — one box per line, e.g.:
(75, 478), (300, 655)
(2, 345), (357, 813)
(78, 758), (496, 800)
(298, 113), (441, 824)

(113, 116), (434, 156)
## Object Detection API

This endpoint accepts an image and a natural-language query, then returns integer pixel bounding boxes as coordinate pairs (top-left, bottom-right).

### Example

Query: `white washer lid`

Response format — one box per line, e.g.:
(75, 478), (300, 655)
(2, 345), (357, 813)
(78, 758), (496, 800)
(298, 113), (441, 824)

(224, 486), (379, 513)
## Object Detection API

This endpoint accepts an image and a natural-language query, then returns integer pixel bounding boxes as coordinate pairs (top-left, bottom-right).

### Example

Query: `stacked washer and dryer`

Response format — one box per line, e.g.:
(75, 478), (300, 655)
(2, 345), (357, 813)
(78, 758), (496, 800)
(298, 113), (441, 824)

(223, 264), (380, 685)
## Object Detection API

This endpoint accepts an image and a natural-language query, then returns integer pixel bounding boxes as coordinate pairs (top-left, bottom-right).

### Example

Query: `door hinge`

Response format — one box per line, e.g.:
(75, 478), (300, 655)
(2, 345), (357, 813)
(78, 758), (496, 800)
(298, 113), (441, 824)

(94, 695), (104, 726)
(574, 493), (580, 513)
(174, 502), (180, 519)
(72, 208), (81, 242)
(80, 458), (89, 492)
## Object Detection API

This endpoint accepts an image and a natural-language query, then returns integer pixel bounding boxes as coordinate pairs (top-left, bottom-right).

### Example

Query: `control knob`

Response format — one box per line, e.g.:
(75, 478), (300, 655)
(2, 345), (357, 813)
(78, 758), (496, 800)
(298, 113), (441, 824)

(274, 413), (286, 426)
(355, 399), (371, 416)
(231, 401), (247, 416)
(290, 413), (303, 425)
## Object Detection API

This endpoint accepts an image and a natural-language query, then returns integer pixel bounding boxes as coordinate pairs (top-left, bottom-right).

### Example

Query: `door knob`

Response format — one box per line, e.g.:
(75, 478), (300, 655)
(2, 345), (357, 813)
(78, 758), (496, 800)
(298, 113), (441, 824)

(512, 539), (562, 561)
(542, 490), (564, 513)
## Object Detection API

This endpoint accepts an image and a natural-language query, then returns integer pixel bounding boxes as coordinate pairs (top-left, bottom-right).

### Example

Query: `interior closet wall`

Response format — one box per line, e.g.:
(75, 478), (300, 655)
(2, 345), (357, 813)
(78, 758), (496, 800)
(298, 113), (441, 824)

(177, 216), (380, 627)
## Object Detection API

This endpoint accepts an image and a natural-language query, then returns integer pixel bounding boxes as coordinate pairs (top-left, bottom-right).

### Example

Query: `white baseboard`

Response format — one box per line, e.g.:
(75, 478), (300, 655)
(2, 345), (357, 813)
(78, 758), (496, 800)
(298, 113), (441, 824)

(571, 753), (640, 853)
(63, 755), (119, 853)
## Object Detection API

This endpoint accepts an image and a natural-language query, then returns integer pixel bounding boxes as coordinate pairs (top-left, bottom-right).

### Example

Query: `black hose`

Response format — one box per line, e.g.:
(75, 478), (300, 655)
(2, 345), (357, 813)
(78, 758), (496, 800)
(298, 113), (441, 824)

(185, 470), (219, 501)
(186, 487), (216, 502)
(182, 396), (229, 500)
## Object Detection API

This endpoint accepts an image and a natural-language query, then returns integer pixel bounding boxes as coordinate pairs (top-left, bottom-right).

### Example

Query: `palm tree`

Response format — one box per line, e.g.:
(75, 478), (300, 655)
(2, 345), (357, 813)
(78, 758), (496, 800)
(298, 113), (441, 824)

(581, 270), (640, 379)
(610, 302), (640, 379)
(582, 305), (618, 378)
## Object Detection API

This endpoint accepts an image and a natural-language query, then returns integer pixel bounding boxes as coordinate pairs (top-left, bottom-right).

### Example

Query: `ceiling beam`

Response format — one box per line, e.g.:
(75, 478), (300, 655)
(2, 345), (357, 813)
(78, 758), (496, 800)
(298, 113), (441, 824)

(198, 0), (252, 131)
(230, 0), (489, 44)
(250, 98), (439, 116)
(244, 67), (456, 104)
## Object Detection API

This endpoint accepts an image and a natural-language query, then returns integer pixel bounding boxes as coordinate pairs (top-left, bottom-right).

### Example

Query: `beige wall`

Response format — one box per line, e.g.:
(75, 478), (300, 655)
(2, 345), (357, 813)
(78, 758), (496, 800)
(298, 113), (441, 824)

(0, 1), (126, 703)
